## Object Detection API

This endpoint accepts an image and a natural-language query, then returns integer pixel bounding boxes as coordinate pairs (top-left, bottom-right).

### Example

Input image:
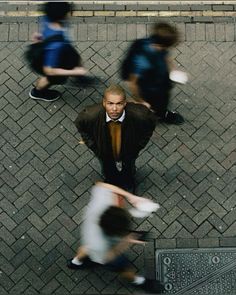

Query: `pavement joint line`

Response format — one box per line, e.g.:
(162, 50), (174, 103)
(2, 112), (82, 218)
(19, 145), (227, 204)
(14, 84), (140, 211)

(2, 1), (236, 4)
(2, 11), (236, 17)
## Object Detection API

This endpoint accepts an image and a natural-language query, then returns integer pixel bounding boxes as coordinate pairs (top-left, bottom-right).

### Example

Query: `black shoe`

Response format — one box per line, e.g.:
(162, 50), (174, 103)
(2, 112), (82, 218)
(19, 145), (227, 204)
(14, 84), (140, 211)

(162, 110), (184, 125)
(67, 259), (84, 270)
(139, 279), (165, 294)
(29, 87), (60, 101)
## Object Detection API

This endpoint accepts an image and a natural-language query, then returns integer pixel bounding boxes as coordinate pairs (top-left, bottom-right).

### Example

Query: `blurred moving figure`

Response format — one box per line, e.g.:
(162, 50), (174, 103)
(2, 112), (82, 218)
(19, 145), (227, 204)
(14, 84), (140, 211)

(29, 2), (87, 102)
(67, 182), (164, 294)
(74, 85), (156, 191)
(121, 22), (185, 125)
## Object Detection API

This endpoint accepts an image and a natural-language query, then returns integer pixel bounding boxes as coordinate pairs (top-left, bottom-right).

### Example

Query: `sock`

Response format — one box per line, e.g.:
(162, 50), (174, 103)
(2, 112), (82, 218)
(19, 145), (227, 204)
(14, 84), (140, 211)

(71, 257), (83, 266)
(132, 276), (146, 285)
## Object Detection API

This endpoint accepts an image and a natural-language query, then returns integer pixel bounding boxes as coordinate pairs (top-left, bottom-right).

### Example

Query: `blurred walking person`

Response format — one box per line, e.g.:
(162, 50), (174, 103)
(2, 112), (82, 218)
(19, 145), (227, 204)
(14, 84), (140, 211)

(67, 182), (164, 294)
(121, 22), (187, 125)
(28, 1), (87, 102)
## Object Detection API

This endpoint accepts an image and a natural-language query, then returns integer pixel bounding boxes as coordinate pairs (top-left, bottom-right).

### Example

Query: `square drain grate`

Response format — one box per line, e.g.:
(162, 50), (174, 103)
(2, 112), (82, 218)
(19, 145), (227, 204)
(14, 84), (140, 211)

(156, 248), (236, 295)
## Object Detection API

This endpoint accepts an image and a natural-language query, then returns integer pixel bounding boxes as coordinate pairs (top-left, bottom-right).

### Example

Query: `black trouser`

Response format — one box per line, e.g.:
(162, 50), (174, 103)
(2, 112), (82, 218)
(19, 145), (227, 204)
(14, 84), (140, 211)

(100, 159), (136, 189)
(142, 90), (170, 118)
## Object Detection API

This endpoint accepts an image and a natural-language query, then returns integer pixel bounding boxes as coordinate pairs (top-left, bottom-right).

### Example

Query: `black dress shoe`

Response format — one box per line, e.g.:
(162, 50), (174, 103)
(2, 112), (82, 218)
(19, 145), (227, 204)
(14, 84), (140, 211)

(162, 110), (185, 125)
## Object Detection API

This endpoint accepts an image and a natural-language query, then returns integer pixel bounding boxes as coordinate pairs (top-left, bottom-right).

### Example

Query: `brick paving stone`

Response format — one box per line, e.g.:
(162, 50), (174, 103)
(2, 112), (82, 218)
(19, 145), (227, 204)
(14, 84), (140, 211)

(27, 212), (47, 231)
(40, 279), (60, 294)
(0, 226), (16, 245)
(27, 227), (46, 246)
(162, 221), (182, 238)
(208, 213), (228, 233)
(156, 239), (177, 249)
(223, 221), (236, 237)
(198, 237), (220, 247)
(178, 213), (198, 233)
(24, 270), (44, 291)
(220, 237), (236, 247)
(10, 264), (29, 284)
(193, 221), (213, 238)
(193, 206), (212, 225)
(223, 209), (236, 226)
(11, 219), (31, 239)
(207, 199), (227, 218)
(0, 212), (17, 231)
(0, 198), (17, 216)
(0, 256), (14, 276)
(28, 198), (47, 217)
(177, 238), (198, 248)
(12, 206), (32, 224)
(43, 206), (62, 225)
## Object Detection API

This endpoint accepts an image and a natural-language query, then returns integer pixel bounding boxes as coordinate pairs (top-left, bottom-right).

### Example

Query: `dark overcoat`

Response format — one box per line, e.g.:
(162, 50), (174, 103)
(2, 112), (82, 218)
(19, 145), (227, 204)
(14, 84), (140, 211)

(74, 102), (156, 164)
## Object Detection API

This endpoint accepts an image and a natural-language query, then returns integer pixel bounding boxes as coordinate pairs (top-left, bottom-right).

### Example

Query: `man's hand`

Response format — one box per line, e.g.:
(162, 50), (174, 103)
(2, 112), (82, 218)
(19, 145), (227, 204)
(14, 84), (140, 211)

(127, 233), (146, 245)
(140, 101), (151, 109)
(128, 195), (151, 207)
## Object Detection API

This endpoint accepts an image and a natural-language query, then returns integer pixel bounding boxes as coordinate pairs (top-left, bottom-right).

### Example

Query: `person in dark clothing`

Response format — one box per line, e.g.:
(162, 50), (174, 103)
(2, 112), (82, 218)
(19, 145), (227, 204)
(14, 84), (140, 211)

(122, 22), (185, 125)
(74, 85), (156, 191)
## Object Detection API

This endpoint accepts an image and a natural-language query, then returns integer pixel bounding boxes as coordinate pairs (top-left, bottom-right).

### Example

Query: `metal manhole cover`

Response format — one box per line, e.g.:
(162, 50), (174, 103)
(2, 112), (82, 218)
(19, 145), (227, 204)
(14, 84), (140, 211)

(156, 248), (236, 295)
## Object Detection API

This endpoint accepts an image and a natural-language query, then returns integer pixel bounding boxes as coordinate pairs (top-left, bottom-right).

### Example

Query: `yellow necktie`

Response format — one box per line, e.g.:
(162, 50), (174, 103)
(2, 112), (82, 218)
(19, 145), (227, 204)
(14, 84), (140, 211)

(108, 121), (121, 160)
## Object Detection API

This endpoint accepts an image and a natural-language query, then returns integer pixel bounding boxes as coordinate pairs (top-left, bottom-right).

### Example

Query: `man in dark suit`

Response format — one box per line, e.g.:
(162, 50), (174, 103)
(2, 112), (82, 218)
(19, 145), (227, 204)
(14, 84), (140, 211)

(74, 85), (156, 190)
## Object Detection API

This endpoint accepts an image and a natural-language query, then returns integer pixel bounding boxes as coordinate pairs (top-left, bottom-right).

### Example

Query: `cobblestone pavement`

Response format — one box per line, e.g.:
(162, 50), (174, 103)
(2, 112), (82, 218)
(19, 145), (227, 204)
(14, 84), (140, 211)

(0, 20), (236, 294)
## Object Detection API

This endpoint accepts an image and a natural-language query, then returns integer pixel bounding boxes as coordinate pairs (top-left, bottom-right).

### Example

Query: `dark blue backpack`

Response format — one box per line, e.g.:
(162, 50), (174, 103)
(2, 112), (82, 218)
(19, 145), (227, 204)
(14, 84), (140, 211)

(25, 35), (81, 75)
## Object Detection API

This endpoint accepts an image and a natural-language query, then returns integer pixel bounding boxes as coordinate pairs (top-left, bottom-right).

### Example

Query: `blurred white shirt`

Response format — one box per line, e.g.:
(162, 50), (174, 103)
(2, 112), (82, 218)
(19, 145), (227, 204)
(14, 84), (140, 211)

(81, 185), (117, 264)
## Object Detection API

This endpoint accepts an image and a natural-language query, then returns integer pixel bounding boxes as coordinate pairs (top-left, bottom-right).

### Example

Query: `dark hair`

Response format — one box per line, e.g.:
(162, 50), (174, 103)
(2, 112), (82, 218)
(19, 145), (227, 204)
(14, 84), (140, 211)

(151, 22), (179, 47)
(44, 2), (71, 22)
(99, 206), (131, 237)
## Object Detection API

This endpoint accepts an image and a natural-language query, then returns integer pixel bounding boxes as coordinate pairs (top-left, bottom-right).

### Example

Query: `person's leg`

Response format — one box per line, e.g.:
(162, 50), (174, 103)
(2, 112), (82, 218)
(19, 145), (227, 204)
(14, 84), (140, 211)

(119, 269), (145, 283)
(120, 159), (136, 192)
(101, 160), (120, 185)
(67, 246), (90, 269)
(145, 91), (184, 125)
(144, 91), (169, 118)
(35, 76), (50, 90)
(74, 245), (88, 261)
(106, 255), (164, 293)
(106, 255), (143, 283)
(119, 268), (165, 294)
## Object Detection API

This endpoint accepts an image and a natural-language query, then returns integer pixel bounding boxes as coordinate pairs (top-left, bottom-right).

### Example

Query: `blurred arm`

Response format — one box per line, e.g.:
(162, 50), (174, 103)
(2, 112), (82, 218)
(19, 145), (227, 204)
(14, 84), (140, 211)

(43, 66), (87, 76)
(166, 55), (175, 72)
(96, 182), (149, 207)
(127, 75), (151, 109)
(74, 109), (97, 154)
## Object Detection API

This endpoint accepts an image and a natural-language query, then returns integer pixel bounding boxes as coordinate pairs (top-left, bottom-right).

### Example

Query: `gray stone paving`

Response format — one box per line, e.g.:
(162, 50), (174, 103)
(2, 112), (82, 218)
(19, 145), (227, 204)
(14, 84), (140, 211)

(0, 18), (236, 294)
